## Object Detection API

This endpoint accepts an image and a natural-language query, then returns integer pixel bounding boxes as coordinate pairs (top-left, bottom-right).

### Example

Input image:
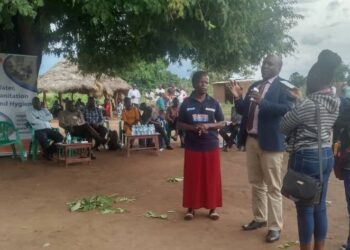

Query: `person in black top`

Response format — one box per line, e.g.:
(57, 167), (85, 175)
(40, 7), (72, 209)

(219, 106), (241, 152)
(178, 71), (225, 221)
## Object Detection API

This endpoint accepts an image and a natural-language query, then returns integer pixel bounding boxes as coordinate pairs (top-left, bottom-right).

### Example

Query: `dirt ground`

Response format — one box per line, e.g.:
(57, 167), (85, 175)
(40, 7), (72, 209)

(0, 144), (348, 250)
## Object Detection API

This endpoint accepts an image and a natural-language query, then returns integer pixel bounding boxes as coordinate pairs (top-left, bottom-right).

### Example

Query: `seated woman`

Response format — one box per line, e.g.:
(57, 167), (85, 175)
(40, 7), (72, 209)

(121, 97), (140, 146)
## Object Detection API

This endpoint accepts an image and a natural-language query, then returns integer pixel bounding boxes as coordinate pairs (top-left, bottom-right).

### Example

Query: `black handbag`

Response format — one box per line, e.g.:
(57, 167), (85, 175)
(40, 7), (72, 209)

(281, 101), (323, 206)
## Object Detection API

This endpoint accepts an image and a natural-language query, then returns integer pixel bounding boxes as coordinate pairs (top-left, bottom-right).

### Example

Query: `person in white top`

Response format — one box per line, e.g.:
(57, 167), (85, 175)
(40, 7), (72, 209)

(178, 87), (188, 103)
(145, 90), (155, 104)
(127, 84), (141, 106)
(26, 97), (63, 160)
(158, 84), (166, 94)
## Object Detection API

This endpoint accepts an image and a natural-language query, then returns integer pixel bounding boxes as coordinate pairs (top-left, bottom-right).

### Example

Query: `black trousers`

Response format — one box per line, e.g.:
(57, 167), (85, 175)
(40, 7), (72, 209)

(35, 128), (63, 156)
(71, 124), (106, 145)
(219, 124), (239, 146)
(91, 124), (108, 146)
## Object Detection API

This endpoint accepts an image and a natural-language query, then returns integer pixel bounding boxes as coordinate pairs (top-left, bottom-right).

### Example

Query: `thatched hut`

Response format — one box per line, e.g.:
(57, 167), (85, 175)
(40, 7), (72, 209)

(96, 75), (130, 101)
(38, 60), (98, 96)
(38, 60), (131, 101)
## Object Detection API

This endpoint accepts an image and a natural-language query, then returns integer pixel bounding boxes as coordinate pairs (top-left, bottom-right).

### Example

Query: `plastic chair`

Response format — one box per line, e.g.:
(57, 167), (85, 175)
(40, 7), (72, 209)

(25, 122), (60, 160)
(25, 122), (39, 160)
(0, 121), (26, 161)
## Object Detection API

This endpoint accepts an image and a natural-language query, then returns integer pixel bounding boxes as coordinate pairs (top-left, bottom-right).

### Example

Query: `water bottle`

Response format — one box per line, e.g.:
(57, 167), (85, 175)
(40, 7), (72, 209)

(135, 125), (140, 135)
(132, 126), (135, 136)
(66, 132), (72, 144)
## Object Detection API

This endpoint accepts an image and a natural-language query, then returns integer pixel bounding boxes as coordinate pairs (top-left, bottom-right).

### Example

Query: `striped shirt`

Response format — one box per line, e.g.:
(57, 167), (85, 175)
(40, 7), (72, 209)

(280, 91), (340, 152)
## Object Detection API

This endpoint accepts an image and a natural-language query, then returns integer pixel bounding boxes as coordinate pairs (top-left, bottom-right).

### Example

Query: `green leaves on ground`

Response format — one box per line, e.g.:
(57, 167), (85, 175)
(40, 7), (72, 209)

(167, 177), (184, 183)
(67, 194), (135, 214)
(277, 241), (299, 249)
(144, 211), (168, 220)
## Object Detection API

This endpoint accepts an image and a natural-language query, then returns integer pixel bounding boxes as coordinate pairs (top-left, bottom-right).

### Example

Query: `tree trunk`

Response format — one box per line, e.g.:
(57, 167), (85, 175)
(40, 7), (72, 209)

(15, 15), (44, 74)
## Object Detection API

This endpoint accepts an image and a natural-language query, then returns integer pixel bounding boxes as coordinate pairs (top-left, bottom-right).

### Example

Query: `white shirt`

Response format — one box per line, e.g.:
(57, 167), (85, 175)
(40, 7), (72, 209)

(247, 76), (277, 135)
(178, 89), (187, 103)
(128, 88), (141, 104)
(26, 107), (53, 130)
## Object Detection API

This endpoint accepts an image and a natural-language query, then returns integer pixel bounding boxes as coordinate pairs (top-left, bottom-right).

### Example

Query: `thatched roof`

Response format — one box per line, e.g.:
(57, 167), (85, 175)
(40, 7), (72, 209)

(38, 60), (130, 97)
(96, 75), (130, 96)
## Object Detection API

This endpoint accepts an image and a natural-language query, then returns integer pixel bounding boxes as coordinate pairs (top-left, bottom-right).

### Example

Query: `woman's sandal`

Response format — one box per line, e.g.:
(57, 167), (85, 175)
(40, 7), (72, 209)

(184, 210), (195, 220)
(209, 211), (220, 220)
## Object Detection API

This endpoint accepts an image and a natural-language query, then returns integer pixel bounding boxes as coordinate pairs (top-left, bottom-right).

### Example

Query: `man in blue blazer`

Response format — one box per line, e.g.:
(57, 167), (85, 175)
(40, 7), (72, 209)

(229, 55), (293, 243)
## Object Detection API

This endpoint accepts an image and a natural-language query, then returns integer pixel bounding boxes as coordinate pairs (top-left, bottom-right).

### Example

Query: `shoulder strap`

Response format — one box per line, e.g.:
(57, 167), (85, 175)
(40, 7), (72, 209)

(315, 101), (323, 184)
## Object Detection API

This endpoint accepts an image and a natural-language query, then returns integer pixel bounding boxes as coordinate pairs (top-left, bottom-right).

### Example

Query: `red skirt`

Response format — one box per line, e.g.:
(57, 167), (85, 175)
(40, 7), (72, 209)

(183, 148), (222, 209)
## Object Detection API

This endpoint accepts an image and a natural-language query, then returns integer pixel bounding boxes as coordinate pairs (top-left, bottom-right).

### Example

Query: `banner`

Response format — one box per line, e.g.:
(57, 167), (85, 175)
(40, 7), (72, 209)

(0, 54), (38, 153)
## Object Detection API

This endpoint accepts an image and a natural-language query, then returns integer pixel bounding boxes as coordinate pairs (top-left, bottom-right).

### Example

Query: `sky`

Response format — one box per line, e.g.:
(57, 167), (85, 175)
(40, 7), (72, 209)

(40, 0), (350, 80)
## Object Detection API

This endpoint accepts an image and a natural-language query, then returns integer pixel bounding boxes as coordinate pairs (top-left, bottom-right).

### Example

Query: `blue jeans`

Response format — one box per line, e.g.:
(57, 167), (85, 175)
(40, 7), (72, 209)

(288, 147), (333, 244)
(343, 169), (350, 249)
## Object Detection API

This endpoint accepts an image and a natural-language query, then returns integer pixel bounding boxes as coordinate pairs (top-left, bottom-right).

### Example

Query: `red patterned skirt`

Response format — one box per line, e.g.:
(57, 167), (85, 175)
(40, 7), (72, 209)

(183, 148), (222, 209)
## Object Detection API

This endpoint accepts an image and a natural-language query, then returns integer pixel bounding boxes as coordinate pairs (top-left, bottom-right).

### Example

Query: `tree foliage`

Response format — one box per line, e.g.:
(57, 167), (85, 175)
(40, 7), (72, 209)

(119, 59), (189, 90)
(289, 72), (306, 87)
(0, 0), (301, 76)
(334, 63), (350, 82)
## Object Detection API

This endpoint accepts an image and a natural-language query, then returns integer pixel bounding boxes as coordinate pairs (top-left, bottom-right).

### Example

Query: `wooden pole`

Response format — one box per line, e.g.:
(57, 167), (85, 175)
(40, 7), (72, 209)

(43, 92), (47, 107)
(58, 93), (62, 105)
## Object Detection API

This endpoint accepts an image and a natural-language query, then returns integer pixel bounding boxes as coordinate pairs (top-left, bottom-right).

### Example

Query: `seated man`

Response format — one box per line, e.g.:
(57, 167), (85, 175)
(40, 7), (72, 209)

(83, 97), (108, 151)
(139, 103), (173, 150)
(50, 99), (63, 118)
(58, 100), (107, 158)
(26, 97), (64, 160)
(219, 106), (241, 152)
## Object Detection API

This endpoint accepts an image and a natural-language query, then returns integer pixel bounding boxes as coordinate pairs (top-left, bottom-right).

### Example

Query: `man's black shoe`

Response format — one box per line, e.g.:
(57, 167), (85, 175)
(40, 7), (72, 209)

(166, 145), (173, 150)
(242, 220), (267, 231)
(266, 230), (281, 243)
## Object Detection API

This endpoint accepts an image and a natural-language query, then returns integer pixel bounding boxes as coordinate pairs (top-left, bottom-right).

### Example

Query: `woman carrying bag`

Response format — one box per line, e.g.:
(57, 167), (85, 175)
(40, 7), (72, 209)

(280, 50), (341, 250)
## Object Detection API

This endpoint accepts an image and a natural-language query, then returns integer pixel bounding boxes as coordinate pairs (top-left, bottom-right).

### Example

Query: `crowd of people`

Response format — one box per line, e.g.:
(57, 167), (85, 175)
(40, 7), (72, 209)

(180, 51), (350, 250)
(26, 96), (110, 160)
(26, 82), (189, 160)
(23, 50), (350, 250)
